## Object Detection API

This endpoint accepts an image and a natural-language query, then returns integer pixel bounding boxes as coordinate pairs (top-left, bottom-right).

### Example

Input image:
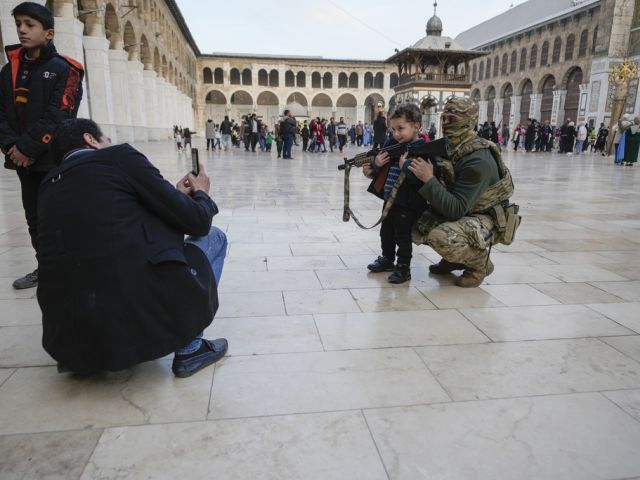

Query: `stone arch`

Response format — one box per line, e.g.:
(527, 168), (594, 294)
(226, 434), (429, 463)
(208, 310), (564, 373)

(205, 89), (227, 104)
(104, 2), (121, 49)
(374, 72), (384, 89)
(311, 72), (321, 88)
(365, 93), (385, 123)
(123, 21), (137, 61)
(286, 92), (308, 117)
(269, 69), (279, 87)
(349, 72), (359, 88)
(519, 79), (533, 125)
(285, 70), (295, 87)
(230, 89), (253, 105)
(242, 68), (252, 85)
(323, 72), (333, 89)
(230, 68), (240, 85)
(338, 72), (348, 88)
(257, 91), (279, 105)
(471, 89), (481, 102)
(286, 92), (308, 106)
(337, 93), (357, 107)
(312, 93), (333, 107)
(296, 71), (306, 87)
(502, 83), (513, 127)
(203, 67), (213, 84)
(336, 93), (357, 124)
(539, 75), (556, 123)
(258, 69), (268, 86)
(364, 72), (374, 89)
(140, 34), (151, 69)
(562, 67), (583, 122)
(484, 85), (496, 101)
(214, 68), (223, 84)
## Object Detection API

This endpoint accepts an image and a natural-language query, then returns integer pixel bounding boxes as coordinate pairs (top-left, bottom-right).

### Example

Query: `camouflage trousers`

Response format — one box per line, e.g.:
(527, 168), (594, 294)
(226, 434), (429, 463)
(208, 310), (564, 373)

(412, 212), (495, 273)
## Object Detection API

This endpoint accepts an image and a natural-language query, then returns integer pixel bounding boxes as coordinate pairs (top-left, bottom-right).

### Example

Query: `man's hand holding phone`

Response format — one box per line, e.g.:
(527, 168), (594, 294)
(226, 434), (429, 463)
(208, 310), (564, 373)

(177, 149), (210, 195)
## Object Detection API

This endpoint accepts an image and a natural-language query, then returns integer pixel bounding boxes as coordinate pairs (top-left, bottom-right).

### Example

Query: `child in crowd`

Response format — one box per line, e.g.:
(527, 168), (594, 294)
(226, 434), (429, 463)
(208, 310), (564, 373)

(363, 104), (429, 283)
(265, 131), (273, 152)
(214, 125), (221, 149)
(174, 130), (182, 150)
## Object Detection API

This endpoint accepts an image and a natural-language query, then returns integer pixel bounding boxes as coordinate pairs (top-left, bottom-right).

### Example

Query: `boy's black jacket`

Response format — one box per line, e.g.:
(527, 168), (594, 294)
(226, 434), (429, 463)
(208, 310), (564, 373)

(0, 42), (84, 172)
(367, 138), (430, 213)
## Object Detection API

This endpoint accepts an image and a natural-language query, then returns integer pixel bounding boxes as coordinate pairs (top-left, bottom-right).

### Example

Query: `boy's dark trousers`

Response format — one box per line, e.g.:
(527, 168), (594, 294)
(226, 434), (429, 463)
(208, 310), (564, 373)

(17, 168), (48, 252)
(276, 139), (283, 157)
(302, 137), (308, 151)
(380, 205), (420, 266)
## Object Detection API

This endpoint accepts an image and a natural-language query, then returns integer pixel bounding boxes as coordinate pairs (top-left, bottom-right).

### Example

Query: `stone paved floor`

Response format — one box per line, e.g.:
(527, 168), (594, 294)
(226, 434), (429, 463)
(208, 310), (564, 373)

(1, 139), (640, 479)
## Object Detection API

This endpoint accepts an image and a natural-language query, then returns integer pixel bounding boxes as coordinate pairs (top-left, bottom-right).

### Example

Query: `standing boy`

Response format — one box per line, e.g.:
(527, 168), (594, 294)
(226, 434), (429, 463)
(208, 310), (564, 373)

(0, 2), (84, 290)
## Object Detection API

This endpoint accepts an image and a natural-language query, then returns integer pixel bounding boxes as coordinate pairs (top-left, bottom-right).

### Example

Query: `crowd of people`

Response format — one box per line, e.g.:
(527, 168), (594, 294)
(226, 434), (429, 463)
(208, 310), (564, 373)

(477, 118), (613, 157)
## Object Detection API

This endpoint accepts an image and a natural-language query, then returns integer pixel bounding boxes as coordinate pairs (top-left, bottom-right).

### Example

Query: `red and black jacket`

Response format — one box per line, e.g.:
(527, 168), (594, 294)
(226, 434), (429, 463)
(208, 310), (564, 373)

(0, 42), (84, 172)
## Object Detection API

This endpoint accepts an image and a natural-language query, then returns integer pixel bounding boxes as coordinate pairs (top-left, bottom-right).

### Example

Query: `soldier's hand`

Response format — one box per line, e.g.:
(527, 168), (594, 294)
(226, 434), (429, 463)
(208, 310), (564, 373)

(374, 151), (390, 167)
(408, 157), (433, 183)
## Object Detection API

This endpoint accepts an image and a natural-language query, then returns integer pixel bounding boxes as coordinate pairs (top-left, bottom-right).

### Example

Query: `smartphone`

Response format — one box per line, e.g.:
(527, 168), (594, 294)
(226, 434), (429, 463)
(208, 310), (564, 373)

(191, 148), (199, 175)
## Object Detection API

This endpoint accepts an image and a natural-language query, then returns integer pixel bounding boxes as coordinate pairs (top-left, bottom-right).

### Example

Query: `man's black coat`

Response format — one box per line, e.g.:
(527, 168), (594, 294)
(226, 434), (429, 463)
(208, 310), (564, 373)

(37, 144), (219, 373)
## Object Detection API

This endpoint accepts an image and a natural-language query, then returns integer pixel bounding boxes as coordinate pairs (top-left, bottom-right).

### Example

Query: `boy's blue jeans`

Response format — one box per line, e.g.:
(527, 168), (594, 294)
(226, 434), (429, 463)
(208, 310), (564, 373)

(175, 226), (227, 355)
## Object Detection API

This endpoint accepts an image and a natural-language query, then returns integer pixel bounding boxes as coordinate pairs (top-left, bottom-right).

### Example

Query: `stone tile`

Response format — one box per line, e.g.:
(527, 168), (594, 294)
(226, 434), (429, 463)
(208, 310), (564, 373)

(227, 242), (292, 257)
(536, 251), (611, 264)
(0, 279), (36, 300)
(283, 289), (361, 315)
(0, 429), (102, 480)
(315, 310), (489, 350)
(219, 270), (321, 292)
(588, 302), (640, 333)
(0, 325), (55, 368)
(479, 284), (560, 306)
(338, 253), (432, 270)
(415, 339), (640, 401)
(0, 368), (14, 387)
(350, 287), (437, 312)
(266, 255), (346, 271)
(418, 285), (506, 308)
(223, 256), (268, 272)
(291, 242), (375, 256)
(0, 298), (42, 326)
(215, 291), (285, 318)
(0, 362), (213, 435)
(493, 240), (549, 253)
(603, 389), (640, 423)
(482, 265), (563, 284)
(80, 412), (388, 480)
(489, 251), (556, 266)
(365, 393), (640, 480)
(459, 305), (633, 342)
(316, 269), (396, 289)
(531, 282), (625, 304)
(262, 231), (337, 243)
(205, 315), (323, 356)
(534, 264), (628, 282)
(600, 336), (640, 363)
(590, 281), (640, 301)
(209, 348), (449, 419)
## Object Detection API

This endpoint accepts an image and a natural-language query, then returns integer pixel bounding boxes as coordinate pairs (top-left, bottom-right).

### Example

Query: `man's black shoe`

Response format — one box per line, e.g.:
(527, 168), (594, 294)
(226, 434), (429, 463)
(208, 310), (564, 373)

(12, 268), (38, 289)
(172, 338), (228, 378)
(367, 256), (395, 273)
(388, 264), (411, 284)
(429, 259), (466, 274)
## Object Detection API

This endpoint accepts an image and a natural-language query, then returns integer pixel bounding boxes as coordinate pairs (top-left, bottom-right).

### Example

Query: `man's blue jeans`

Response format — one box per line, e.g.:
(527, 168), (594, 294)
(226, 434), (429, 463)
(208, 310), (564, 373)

(175, 226), (227, 355)
(283, 134), (294, 158)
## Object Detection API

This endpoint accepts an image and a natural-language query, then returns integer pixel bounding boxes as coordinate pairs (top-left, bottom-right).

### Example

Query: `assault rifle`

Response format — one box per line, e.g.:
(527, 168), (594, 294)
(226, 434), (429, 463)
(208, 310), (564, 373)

(338, 137), (450, 171)
(338, 137), (450, 229)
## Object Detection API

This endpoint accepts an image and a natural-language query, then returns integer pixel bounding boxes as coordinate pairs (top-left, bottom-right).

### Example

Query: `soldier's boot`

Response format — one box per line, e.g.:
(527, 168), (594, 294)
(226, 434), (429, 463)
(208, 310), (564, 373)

(455, 258), (494, 288)
(388, 263), (411, 284)
(429, 258), (466, 275)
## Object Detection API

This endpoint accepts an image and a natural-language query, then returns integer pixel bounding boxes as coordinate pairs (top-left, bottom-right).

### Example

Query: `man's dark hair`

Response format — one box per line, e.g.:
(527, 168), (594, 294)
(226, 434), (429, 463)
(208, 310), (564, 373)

(12, 2), (54, 30)
(389, 103), (421, 125)
(283, 109), (290, 116)
(51, 118), (103, 165)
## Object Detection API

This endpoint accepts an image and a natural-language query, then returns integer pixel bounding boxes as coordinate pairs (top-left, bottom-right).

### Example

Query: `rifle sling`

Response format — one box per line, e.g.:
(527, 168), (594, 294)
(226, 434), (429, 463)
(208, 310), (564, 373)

(342, 164), (406, 230)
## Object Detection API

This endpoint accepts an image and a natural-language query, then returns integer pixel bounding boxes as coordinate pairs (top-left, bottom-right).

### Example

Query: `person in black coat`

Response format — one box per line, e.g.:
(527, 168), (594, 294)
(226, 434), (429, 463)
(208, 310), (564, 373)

(0, 2), (84, 290)
(38, 118), (228, 377)
(373, 112), (388, 149)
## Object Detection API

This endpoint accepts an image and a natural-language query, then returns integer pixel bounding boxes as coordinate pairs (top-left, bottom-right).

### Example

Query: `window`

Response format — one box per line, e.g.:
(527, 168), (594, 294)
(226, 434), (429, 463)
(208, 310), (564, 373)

(540, 41), (549, 66)
(530, 45), (538, 68)
(296, 71), (306, 87)
(241, 68), (252, 85)
(510, 50), (517, 73)
(578, 29), (588, 57)
(374, 72), (384, 88)
(230, 68), (240, 85)
(389, 73), (398, 88)
(311, 72), (321, 88)
(472, 63), (477, 82)
(592, 27), (599, 54)
(203, 67), (212, 84)
(269, 70), (279, 87)
(552, 37), (561, 64)
(486, 58), (491, 79)
(338, 72), (348, 88)
(322, 72), (332, 89)
(285, 70), (295, 87)
(214, 68), (223, 84)
(565, 34), (575, 61)
(479, 61), (484, 81)
(364, 72), (373, 88)
(520, 48), (527, 71)
(494, 55), (500, 77)
(258, 69), (268, 86)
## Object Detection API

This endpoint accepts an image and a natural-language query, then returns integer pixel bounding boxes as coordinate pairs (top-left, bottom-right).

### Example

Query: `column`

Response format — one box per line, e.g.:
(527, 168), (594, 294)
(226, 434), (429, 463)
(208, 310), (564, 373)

(530, 93), (542, 121)
(577, 83), (589, 123)
(155, 76), (168, 139)
(143, 69), (159, 140)
(127, 48), (147, 142)
(51, 1), (89, 118)
(83, 31), (116, 142)
(494, 98), (504, 126)
(551, 89), (567, 127)
(510, 95), (521, 129)
(478, 100), (488, 124)
(108, 35), (133, 143)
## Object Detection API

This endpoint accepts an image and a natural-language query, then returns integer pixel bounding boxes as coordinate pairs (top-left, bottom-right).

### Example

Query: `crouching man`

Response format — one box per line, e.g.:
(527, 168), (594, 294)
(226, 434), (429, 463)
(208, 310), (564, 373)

(408, 97), (520, 287)
(37, 118), (228, 377)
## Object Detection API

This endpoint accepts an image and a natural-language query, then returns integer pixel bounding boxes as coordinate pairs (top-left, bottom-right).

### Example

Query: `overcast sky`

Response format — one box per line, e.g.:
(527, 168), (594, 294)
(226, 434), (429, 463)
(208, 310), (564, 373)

(175, 0), (524, 60)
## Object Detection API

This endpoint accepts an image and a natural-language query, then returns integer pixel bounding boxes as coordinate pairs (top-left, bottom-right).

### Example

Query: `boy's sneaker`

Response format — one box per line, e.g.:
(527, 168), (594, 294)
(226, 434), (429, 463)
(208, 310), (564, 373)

(12, 268), (38, 289)
(388, 264), (411, 284)
(367, 256), (395, 273)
